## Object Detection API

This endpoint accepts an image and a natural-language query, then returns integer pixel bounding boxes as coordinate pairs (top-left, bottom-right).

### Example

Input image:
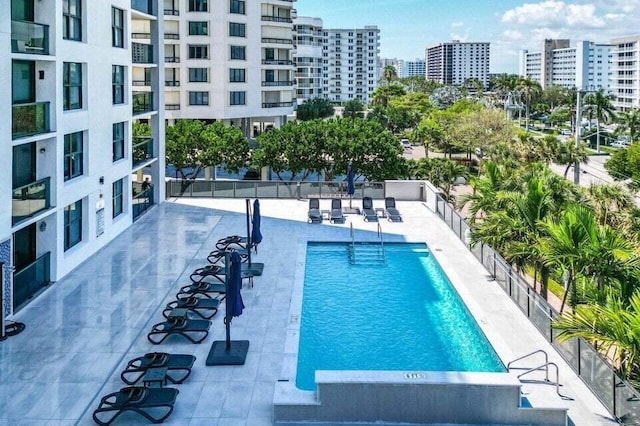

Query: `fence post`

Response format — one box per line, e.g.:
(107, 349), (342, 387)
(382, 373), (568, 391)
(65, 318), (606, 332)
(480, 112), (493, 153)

(492, 253), (496, 277)
(508, 267), (513, 296)
(526, 286), (531, 317)
(0, 262), (4, 340)
(577, 339), (582, 375)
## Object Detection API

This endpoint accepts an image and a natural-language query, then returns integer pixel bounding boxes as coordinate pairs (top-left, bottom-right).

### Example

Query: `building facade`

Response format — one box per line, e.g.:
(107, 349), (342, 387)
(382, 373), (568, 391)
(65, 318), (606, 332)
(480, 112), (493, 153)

(162, 0), (296, 137)
(610, 35), (640, 111)
(2, 0), (165, 315)
(293, 16), (323, 105)
(322, 26), (381, 104)
(402, 59), (426, 78)
(425, 41), (490, 87)
(519, 39), (612, 91)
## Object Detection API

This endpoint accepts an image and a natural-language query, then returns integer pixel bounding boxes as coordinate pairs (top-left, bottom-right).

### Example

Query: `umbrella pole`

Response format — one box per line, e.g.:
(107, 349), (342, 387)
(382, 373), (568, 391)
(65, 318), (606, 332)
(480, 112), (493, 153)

(246, 199), (252, 268)
(0, 262), (4, 340)
(224, 251), (231, 350)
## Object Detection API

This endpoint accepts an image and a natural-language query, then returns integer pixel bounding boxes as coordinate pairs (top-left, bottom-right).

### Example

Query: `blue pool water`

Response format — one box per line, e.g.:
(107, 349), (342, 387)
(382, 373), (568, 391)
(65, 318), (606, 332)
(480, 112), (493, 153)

(296, 243), (505, 391)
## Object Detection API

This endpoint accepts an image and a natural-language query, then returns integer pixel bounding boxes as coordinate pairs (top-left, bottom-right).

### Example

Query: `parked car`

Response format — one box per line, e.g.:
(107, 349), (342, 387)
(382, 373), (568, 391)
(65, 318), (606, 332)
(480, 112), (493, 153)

(611, 142), (629, 149)
(400, 139), (412, 149)
(560, 129), (572, 136)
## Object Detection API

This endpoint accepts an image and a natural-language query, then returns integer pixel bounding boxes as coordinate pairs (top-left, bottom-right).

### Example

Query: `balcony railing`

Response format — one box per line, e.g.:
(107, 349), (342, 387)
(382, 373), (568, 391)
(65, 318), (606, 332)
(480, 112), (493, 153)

(262, 80), (294, 87)
(165, 33), (180, 40)
(133, 137), (154, 168)
(13, 252), (50, 311)
(132, 183), (154, 220)
(262, 101), (294, 108)
(165, 56), (180, 63)
(12, 177), (51, 225)
(165, 80), (180, 87)
(164, 8), (179, 15)
(261, 37), (293, 45)
(132, 79), (151, 86)
(165, 104), (180, 110)
(132, 92), (154, 115)
(132, 32), (151, 39)
(132, 42), (154, 64)
(131, 0), (154, 15)
(261, 15), (293, 23)
(11, 20), (49, 55)
(262, 59), (294, 65)
(12, 101), (50, 139)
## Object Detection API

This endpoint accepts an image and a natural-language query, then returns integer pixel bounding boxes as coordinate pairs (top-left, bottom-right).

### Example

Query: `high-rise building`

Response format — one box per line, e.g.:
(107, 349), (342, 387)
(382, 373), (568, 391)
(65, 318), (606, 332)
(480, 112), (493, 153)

(403, 59), (426, 78)
(2, 0), (165, 314)
(163, 0), (297, 136)
(519, 39), (612, 91)
(379, 57), (402, 79)
(610, 35), (640, 111)
(322, 26), (381, 104)
(293, 16), (324, 105)
(425, 41), (490, 87)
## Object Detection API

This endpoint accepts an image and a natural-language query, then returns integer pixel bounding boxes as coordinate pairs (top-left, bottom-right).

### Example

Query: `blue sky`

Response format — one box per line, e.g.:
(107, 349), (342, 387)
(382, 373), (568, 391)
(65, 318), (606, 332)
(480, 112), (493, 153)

(295, 0), (640, 73)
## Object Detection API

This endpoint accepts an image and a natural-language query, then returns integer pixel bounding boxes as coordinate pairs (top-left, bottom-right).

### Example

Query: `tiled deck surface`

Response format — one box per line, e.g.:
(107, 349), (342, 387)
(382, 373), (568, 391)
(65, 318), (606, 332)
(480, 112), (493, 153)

(0, 198), (619, 425)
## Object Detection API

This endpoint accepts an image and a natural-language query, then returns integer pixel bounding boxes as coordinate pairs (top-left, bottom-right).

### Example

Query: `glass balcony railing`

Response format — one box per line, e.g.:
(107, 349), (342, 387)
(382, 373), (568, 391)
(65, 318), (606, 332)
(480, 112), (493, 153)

(132, 183), (154, 220)
(12, 177), (51, 225)
(11, 20), (49, 55)
(132, 92), (154, 115)
(132, 137), (154, 167)
(131, 0), (154, 15)
(132, 42), (154, 64)
(12, 101), (50, 139)
(13, 251), (51, 311)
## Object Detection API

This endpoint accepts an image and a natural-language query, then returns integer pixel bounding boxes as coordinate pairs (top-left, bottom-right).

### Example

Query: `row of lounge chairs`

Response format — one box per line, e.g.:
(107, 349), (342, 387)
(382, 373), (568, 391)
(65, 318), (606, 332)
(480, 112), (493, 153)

(308, 197), (403, 224)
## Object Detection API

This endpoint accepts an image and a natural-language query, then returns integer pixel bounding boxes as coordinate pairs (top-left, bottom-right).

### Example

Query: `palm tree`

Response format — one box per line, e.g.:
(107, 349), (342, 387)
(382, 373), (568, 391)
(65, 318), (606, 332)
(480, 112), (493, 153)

(459, 162), (508, 223)
(382, 65), (398, 86)
(617, 108), (640, 142)
(553, 140), (589, 178)
(516, 77), (542, 132)
(585, 184), (633, 228)
(343, 99), (365, 120)
(583, 89), (616, 152)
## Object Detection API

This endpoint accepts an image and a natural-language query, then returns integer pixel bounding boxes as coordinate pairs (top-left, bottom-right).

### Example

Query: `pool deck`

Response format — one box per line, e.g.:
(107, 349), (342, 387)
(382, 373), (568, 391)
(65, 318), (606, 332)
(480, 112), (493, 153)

(0, 198), (619, 425)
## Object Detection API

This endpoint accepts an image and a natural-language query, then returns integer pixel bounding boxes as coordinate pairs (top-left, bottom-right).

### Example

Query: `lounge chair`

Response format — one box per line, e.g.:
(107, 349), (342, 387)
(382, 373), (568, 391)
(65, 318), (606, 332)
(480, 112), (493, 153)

(163, 296), (220, 320)
(215, 235), (250, 252)
(362, 197), (378, 222)
(147, 317), (211, 344)
(120, 352), (196, 385)
(177, 281), (226, 300)
(385, 197), (403, 222)
(308, 198), (322, 223)
(92, 386), (179, 425)
(189, 265), (225, 284)
(330, 198), (345, 223)
(206, 248), (248, 265)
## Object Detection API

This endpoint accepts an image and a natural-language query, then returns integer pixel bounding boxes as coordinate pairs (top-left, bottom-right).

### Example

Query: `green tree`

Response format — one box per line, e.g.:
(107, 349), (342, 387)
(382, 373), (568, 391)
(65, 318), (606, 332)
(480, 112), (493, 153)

(381, 65), (398, 86)
(548, 107), (571, 128)
(166, 120), (249, 180)
(409, 157), (466, 202)
(370, 85), (406, 107)
(296, 97), (335, 121)
(584, 89), (616, 152)
(429, 86), (463, 109)
(343, 99), (365, 120)
(605, 142), (640, 190)
(617, 108), (640, 142)
(554, 140), (589, 178)
(398, 76), (441, 94)
(516, 77), (542, 132)
(133, 121), (151, 137)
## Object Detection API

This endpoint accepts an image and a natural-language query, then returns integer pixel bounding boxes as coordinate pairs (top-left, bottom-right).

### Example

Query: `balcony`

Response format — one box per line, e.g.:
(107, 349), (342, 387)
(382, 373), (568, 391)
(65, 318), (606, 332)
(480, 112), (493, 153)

(12, 177), (51, 225)
(262, 80), (294, 87)
(261, 37), (293, 45)
(133, 92), (154, 115)
(132, 79), (151, 86)
(133, 137), (154, 168)
(165, 80), (180, 87)
(132, 42), (154, 64)
(261, 15), (293, 23)
(165, 33), (180, 40)
(262, 59), (294, 65)
(131, 0), (154, 15)
(132, 32), (151, 39)
(13, 252), (50, 311)
(165, 56), (180, 63)
(11, 21), (49, 55)
(262, 101), (294, 108)
(132, 183), (154, 221)
(164, 8), (179, 16)
(165, 104), (180, 110)
(12, 102), (50, 139)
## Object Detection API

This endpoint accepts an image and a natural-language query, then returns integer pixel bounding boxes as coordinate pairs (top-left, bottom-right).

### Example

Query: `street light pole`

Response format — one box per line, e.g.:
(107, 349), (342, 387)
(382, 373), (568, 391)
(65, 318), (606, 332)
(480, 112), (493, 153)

(574, 90), (583, 185)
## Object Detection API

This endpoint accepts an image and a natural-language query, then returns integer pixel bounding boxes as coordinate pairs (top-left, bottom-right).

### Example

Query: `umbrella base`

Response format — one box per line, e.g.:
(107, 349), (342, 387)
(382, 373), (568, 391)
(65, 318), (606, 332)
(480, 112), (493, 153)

(206, 340), (250, 365)
(244, 263), (264, 276)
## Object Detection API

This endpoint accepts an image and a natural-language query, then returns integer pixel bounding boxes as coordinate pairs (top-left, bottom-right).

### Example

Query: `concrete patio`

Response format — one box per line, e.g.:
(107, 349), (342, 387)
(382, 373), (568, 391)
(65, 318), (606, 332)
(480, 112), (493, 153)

(0, 198), (619, 425)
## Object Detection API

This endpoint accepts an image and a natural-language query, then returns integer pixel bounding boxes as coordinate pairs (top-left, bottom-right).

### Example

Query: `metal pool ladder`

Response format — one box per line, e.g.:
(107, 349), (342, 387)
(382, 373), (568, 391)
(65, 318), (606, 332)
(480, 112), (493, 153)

(346, 223), (386, 266)
(507, 349), (572, 400)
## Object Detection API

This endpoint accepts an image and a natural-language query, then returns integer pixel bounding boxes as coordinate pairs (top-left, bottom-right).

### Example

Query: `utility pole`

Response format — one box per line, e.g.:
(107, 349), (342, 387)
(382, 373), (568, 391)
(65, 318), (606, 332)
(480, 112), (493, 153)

(574, 90), (583, 185)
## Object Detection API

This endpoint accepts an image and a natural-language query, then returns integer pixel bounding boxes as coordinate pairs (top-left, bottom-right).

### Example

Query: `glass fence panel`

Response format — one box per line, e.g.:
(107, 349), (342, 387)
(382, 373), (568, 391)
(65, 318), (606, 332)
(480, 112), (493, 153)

(256, 182), (278, 198)
(278, 182), (298, 199)
(529, 297), (552, 340)
(511, 276), (529, 313)
(615, 374), (640, 424)
(362, 182), (385, 199)
(191, 181), (213, 197)
(321, 182), (344, 198)
(235, 182), (256, 198)
(299, 182), (319, 199)
(579, 342), (615, 410)
(213, 181), (234, 197)
(553, 336), (580, 371)
(494, 261), (509, 292)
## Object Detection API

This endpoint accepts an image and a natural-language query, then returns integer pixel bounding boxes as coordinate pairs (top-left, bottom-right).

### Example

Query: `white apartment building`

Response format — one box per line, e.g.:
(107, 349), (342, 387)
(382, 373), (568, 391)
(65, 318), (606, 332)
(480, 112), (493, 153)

(379, 57), (402, 79)
(519, 39), (612, 91)
(293, 16), (323, 105)
(2, 0), (165, 316)
(403, 59), (426, 78)
(322, 26), (381, 104)
(425, 41), (490, 87)
(610, 35), (640, 111)
(162, 0), (296, 137)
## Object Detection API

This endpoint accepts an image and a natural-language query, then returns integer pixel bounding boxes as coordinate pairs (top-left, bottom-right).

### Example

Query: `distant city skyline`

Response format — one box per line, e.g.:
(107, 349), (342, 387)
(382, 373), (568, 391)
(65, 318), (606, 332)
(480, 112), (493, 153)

(295, 0), (640, 73)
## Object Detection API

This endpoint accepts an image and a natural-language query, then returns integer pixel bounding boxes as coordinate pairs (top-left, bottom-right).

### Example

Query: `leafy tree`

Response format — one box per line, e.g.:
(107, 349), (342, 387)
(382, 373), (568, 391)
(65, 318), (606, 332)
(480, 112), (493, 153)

(408, 157), (466, 202)
(548, 107), (571, 128)
(398, 76), (441, 94)
(381, 65), (398, 86)
(516, 77), (542, 132)
(617, 108), (640, 142)
(296, 97), (335, 121)
(463, 77), (485, 96)
(343, 99), (365, 120)
(584, 89), (616, 152)
(166, 120), (249, 180)
(133, 121), (151, 137)
(388, 92), (433, 114)
(370, 84), (406, 107)
(384, 105), (421, 134)
(542, 85), (573, 111)
(449, 108), (514, 162)
(553, 139), (589, 178)
(605, 143), (640, 189)
(429, 86), (463, 109)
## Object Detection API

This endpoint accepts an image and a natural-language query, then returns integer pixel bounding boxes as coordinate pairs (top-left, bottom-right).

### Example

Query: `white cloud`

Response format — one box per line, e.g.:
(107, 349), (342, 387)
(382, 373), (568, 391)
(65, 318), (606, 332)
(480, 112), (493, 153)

(502, 30), (523, 40)
(451, 21), (464, 28)
(501, 1), (604, 28)
(604, 13), (624, 20)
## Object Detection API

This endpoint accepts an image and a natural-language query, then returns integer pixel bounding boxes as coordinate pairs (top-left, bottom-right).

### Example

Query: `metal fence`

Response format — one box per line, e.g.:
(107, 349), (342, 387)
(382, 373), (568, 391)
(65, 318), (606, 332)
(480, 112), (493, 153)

(166, 179), (386, 200)
(435, 194), (640, 424)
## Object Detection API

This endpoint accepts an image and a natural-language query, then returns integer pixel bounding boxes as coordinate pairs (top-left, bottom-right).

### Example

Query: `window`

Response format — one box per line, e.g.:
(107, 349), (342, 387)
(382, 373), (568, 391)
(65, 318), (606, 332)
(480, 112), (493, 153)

(230, 45), (245, 60)
(113, 178), (123, 218)
(63, 0), (82, 41)
(64, 200), (82, 251)
(112, 7), (124, 47)
(230, 91), (245, 105)
(229, 22), (245, 37)
(229, 68), (246, 82)
(189, 91), (209, 105)
(113, 122), (125, 162)
(189, 68), (209, 82)
(230, 0), (245, 14)
(188, 45), (209, 59)
(189, 21), (208, 36)
(64, 131), (83, 181)
(112, 65), (125, 104)
(63, 62), (82, 110)
(188, 0), (207, 12)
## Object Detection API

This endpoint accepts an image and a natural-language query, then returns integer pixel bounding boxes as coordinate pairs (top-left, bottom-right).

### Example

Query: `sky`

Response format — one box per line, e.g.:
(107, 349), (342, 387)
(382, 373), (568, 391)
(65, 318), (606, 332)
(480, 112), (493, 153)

(294, 0), (640, 73)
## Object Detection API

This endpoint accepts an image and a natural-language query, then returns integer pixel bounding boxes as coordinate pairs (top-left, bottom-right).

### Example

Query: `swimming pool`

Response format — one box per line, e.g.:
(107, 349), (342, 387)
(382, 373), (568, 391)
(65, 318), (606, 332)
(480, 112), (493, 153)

(296, 242), (505, 391)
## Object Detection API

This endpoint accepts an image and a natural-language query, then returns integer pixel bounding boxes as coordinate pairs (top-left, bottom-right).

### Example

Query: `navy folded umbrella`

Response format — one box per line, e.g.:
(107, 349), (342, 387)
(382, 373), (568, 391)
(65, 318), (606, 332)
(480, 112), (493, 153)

(251, 199), (262, 247)
(347, 164), (355, 207)
(227, 251), (244, 318)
